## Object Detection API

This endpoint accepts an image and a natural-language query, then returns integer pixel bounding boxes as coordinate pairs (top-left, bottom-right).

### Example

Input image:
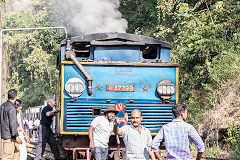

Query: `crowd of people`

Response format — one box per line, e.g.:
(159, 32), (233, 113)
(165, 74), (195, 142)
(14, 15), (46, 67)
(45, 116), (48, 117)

(1, 89), (205, 160)
(22, 118), (40, 140)
(89, 104), (205, 160)
(0, 89), (60, 160)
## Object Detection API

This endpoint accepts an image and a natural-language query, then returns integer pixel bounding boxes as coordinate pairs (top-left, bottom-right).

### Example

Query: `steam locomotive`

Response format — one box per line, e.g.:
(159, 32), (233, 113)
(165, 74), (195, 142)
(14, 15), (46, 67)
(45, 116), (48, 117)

(55, 32), (179, 159)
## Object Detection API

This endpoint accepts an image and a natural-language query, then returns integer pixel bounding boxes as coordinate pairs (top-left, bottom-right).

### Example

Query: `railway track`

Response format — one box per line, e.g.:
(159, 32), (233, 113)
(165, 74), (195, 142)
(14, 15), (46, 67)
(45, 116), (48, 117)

(26, 139), (55, 160)
(26, 139), (231, 160)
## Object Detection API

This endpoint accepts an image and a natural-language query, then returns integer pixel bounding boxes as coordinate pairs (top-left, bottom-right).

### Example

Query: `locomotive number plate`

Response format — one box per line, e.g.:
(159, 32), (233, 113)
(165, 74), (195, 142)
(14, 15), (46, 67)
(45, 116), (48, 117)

(107, 85), (135, 92)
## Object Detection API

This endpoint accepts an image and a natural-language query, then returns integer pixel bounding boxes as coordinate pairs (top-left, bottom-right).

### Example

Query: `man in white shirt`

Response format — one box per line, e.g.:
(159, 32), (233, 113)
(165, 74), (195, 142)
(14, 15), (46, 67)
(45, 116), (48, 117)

(34, 118), (40, 138)
(88, 106), (118, 160)
(113, 109), (155, 160)
(28, 119), (34, 139)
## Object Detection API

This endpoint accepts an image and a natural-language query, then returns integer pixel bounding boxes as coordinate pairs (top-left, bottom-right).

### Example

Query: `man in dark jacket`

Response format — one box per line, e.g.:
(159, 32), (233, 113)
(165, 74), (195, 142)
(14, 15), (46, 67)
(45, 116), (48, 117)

(34, 96), (62, 160)
(0, 89), (22, 160)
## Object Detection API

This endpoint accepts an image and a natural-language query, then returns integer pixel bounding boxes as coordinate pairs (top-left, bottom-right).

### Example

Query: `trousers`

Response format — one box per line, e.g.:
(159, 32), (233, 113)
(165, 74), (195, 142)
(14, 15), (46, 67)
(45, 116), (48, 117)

(34, 124), (61, 160)
(2, 138), (20, 160)
(19, 131), (27, 160)
(93, 147), (108, 160)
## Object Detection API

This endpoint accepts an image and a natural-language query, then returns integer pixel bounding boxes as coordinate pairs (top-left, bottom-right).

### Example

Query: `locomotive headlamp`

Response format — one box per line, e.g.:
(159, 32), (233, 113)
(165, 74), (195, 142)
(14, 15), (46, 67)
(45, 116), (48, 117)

(65, 77), (85, 98)
(157, 80), (176, 100)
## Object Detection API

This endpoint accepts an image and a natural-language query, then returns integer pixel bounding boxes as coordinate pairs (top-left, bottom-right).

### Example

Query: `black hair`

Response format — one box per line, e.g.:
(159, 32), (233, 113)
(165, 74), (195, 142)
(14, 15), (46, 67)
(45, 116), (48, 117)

(8, 89), (17, 100)
(15, 99), (22, 107)
(172, 103), (187, 118)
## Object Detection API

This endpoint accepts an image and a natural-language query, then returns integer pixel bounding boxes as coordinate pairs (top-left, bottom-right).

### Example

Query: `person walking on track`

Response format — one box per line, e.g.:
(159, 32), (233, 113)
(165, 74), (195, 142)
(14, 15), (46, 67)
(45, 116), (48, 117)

(33, 118), (40, 138)
(28, 118), (34, 139)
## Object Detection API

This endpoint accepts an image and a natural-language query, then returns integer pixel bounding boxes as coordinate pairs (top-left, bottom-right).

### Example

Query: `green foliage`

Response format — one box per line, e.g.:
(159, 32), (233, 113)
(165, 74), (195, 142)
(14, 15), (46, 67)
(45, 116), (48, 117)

(189, 142), (224, 158)
(152, 0), (240, 128)
(119, 0), (158, 36)
(226, 121), (240, 159)
(203, 145), (223, 159)
(1, 2), (240, 157)
(1, 1), (64, 109)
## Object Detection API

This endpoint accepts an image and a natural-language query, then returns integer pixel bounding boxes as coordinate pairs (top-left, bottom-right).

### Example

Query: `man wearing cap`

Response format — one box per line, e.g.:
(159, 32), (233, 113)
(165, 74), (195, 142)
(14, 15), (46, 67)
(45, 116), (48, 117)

(89, 106), (118, 160)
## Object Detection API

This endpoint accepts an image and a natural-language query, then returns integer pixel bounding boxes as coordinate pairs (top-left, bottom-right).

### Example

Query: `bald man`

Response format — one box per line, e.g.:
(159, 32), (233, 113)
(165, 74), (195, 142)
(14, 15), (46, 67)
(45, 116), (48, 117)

(114, 109), (156, 160)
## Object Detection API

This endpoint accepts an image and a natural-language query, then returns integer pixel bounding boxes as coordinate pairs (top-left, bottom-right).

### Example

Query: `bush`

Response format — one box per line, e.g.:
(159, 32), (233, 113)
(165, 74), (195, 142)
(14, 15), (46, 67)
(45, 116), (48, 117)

(226, 121), (240, 159)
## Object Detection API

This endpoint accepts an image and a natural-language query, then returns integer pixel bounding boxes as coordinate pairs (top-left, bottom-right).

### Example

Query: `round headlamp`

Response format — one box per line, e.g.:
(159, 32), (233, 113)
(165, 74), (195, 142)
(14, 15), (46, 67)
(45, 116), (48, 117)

(157, 80), (176, 100)
(65, 77), (85, 98)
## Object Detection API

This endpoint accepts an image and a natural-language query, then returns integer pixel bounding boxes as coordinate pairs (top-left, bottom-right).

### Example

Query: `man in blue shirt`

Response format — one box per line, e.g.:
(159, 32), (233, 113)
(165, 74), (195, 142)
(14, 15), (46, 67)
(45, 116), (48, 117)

(151, 103), (205, 160)
(34, 96), (62, 160)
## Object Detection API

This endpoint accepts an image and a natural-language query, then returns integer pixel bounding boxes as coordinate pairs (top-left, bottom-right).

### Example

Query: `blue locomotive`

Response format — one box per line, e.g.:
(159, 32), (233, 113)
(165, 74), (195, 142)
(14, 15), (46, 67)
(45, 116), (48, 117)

(56, 33), (179, 159)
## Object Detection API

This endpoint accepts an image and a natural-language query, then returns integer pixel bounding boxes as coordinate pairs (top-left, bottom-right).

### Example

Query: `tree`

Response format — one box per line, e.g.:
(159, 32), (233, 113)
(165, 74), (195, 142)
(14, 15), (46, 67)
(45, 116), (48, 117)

(119, 0), (158, 36)
(154, 0), (240, 134)
(1, 1), (64, 108)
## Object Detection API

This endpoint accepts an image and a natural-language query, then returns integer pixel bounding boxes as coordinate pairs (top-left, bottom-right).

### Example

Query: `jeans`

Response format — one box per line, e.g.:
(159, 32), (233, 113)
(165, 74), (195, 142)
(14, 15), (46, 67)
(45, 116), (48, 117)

(93, 147), (108, 160)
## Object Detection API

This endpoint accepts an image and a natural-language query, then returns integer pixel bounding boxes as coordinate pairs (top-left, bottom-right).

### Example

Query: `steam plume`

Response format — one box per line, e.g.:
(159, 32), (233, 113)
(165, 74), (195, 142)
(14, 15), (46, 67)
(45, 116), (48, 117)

(58, 0), (128, 34)
(4, 0), (128, 35)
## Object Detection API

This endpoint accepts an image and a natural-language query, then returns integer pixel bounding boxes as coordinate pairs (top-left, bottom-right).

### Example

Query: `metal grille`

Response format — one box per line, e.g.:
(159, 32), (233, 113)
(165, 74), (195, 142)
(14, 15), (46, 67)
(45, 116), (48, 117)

(64, 99), (173, 133)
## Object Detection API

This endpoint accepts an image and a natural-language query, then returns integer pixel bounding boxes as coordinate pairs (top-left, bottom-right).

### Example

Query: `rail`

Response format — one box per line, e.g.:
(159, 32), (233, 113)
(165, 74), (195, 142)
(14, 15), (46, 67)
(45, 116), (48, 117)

(27, 139), (55, 159)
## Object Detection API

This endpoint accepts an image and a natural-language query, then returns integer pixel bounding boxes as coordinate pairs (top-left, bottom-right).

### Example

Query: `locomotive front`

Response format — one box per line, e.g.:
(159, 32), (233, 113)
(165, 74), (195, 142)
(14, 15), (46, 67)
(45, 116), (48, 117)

(56, 33), (179, 159)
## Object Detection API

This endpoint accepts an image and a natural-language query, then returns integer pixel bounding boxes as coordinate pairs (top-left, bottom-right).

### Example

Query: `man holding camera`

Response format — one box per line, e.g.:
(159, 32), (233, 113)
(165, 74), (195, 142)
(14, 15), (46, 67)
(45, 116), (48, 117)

(34, 96), (62, 160)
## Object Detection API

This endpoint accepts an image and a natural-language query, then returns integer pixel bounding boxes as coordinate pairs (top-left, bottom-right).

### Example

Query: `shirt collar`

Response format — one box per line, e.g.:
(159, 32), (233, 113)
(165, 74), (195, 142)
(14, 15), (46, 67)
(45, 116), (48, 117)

(172, 119), (184, 122)
(130, 124), (144, 130)
(103, 116), (111, 122)
(7, 100), (15, 106)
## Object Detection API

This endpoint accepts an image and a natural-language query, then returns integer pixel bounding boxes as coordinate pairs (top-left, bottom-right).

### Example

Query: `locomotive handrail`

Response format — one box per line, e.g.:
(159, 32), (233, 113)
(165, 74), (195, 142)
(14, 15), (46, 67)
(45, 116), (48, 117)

(65, 39), (93, 96)
(90, 40), (145, 46)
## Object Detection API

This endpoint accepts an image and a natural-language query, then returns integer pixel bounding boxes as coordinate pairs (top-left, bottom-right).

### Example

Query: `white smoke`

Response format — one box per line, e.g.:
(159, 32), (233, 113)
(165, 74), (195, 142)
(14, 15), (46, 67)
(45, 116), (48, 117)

(58, 0), (128, 34)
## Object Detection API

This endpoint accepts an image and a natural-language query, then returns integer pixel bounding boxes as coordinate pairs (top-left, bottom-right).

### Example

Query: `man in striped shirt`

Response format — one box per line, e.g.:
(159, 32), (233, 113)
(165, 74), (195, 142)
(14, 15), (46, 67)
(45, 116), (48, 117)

(151, 103), (205, 160)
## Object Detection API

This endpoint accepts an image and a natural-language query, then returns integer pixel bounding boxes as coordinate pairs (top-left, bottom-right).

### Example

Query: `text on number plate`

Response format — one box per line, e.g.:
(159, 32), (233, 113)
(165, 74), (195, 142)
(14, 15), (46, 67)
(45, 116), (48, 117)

(107, 85), (135, 92)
